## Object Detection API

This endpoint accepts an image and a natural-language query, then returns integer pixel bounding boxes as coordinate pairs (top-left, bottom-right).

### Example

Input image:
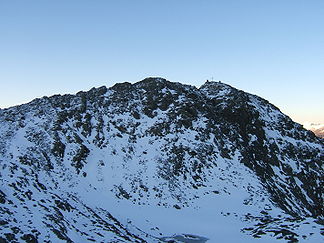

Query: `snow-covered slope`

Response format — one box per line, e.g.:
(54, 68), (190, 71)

(0, 78), (323, 242)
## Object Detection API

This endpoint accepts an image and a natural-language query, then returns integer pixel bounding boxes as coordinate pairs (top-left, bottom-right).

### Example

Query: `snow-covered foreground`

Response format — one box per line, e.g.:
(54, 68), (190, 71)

(74, 183), (322, 243)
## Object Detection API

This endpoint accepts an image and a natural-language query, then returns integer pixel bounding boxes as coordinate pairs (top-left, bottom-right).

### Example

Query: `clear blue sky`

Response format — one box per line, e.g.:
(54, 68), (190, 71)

(0, 0), (323, 124)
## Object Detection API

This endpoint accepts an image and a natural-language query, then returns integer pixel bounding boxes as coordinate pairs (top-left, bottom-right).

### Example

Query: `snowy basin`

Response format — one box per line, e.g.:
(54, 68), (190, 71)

(160, 233), (209, 243)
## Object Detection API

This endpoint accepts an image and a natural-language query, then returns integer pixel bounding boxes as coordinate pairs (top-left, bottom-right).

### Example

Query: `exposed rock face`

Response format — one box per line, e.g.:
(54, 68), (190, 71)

(0, 77), (323, 242)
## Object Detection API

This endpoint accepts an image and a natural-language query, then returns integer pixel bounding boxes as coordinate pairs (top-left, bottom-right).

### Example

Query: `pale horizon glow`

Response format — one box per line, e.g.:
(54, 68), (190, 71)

(0, 0), (323, 125)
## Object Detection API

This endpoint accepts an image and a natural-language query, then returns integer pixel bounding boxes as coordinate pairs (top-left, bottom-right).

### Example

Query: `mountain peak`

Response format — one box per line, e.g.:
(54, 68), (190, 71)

(0, 78), (323, 242)
(201, 79), (233, 88)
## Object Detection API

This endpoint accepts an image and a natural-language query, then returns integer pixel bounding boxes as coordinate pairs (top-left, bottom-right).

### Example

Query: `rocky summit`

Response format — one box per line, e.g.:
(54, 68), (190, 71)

(0, 77), (323, 243)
